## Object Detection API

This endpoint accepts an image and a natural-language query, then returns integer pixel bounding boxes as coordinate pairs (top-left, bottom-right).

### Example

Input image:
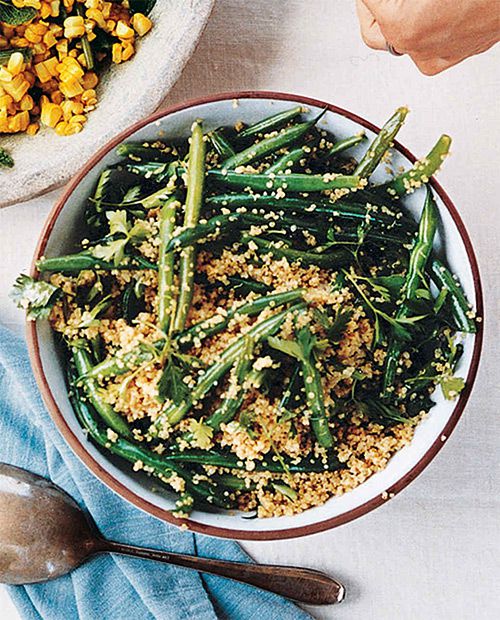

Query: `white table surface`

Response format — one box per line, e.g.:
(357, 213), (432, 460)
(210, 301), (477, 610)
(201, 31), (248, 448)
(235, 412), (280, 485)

(1, 2), (499, 618)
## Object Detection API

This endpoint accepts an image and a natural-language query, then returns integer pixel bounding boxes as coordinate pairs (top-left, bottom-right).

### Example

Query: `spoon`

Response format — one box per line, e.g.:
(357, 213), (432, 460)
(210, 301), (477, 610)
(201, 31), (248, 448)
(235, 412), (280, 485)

(0, 463), (344, 605)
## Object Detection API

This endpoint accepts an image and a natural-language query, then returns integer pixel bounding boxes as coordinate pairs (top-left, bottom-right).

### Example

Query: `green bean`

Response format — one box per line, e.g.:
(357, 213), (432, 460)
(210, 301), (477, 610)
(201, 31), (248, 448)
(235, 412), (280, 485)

(150, 304), (305, 432)
(206, 341), (258, 430)
(75, 4), (94, 70)
(278, 327), (333, 448)
(265, 145), (309, 175)
(166, 212), (248, 252)
(178, 289), (304, 347)
(84, 290), (304, 381)
(208, 129), (236, 160)
(203, 275), (270, 295)
(221, 110), (324, 169)
(240, 235), (351, 269)
(208, 169), (361, 193)
(326, 132), (367, 158)
(122, 161), (174, 184)
(140, 184), (178, 211)
(116, 142), (174, 162)
(212, 474), (256, 491)
(355, 107), (409, 178)
(69, 378), (235, 509)
(36, 252), (157, 273)
(172, 120), (206, 332)
(81, 345), (161, 380)
(304, 360), (333, 448)
(381, 135), (452, 196)
(161, 448), (341, 473)
(72, 348), (133, 438)
(206, 194), (415, 230)
(236, 105), (304, 141)
(158, 197), (179, 332)
(168, 207), (393, 253)
(382, 188), (439, 396)
(430, 258), (477, 333)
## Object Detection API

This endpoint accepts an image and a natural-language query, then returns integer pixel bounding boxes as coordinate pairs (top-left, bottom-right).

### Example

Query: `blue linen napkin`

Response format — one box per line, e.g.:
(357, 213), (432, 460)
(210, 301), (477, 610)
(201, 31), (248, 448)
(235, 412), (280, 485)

(0, 325), (313, 620)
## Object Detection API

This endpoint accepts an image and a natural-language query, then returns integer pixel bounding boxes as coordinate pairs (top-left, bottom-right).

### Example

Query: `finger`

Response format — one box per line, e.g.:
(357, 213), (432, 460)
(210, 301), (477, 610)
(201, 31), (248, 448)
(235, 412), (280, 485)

(356, 0), (386, 50)
(412, 56), (458, 76)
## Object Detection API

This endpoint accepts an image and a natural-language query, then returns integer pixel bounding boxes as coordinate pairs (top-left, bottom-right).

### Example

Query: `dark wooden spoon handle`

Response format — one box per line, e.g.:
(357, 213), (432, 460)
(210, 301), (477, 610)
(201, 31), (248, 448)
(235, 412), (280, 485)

(101, 540), (344, 605)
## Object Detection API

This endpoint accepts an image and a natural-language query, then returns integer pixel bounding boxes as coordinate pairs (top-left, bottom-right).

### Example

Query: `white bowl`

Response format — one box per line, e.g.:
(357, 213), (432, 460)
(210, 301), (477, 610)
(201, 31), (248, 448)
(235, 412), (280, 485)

(27, 92), (483, 540)
(0, 0), (215, 207)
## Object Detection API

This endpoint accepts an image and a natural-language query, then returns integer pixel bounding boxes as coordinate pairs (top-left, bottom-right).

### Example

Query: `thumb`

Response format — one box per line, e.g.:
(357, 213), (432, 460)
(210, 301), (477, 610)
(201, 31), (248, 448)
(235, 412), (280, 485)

(356, 0), (386, 50)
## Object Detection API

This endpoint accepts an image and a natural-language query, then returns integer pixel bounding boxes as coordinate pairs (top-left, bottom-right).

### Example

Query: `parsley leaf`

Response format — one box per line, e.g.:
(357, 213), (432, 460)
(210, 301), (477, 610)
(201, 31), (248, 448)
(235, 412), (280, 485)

(93, 238), (128, 265)
(440, 375), (465, 400)
(157, 357), (191, 405)
(107, 210), (129, 236)
(268, 336), (304, 361)
(10, 275), (61, 320)
(74, 295), (112, 329)
(0, 1), (36, 25)
(313, 307), (352, 344)
(92, 211), (150, 266)
(0, 146), (14, 168)
(187, 418), (214, 450)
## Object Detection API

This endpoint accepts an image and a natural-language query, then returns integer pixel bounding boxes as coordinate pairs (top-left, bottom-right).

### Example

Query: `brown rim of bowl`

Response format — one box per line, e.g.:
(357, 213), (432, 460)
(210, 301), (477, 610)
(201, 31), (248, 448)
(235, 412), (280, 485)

(26, 91), (484, 541)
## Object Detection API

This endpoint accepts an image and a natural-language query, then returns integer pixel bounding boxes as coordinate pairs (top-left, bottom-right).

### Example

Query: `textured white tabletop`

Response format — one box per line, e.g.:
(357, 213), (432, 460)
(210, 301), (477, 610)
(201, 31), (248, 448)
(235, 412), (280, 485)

(1, 2), (499, 619)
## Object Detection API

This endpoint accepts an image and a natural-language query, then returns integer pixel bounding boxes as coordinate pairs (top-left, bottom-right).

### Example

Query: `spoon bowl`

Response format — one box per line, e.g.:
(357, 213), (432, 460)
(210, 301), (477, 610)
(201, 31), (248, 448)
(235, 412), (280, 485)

(0, 463), (344, 605)
(0, 463), (98, 584)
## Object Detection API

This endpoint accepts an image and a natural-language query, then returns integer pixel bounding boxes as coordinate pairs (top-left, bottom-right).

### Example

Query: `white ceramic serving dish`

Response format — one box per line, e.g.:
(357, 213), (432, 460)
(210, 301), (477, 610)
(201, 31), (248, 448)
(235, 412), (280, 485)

(27, 92), (483, 540)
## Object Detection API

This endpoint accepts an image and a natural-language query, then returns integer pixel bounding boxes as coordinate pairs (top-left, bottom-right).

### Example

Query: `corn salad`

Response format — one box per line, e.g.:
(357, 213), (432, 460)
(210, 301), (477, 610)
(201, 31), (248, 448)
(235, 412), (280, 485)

(0, 0), (153, 137)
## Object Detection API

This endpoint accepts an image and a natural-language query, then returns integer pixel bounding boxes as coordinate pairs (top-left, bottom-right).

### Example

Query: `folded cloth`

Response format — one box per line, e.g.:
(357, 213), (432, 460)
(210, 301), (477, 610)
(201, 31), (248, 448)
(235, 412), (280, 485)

(0, 325), (312, 620)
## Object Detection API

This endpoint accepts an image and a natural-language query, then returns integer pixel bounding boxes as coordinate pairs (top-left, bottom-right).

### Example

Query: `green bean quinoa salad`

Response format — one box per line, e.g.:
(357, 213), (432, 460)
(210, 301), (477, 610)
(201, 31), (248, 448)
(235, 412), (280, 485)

(13, 105), (478, 518)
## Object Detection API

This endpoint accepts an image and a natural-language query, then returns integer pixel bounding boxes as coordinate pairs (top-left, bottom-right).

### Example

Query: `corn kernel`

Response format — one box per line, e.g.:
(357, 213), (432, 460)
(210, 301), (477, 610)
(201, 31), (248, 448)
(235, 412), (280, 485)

(3, 75), (31, 102)
(121, 43), (134, 61)
(55, 120), (68, 135)
(59, 77), (84, 98)
(115, 20), (134, 40)
(0, 67), (13, 83)
(82, 71), (98, 89)
(24, 29), (42, 44)
(43, 31), (57, 48)
(7, 110), (30, 133)
(111, 43), (122, 64)
(7, 52), (25, 76)
(34, 61), (52, 83)
(131, 13), (153, 37)
(32, 23), (48, 36)
(65, 121), (83, 135)
(64, 16), (85, 39)
(0, 94), (13, 108)
(26, 122), (40, 135)
(19, 93), (34, 111)
(86, 8), (106, 29)
(40, 100), (63, 127)
(69, 114), (87, 124)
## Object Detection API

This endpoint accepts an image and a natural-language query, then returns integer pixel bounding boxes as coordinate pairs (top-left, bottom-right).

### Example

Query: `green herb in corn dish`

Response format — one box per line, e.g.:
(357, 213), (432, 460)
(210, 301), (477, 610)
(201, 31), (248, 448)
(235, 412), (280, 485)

(12, 107), (479, 519)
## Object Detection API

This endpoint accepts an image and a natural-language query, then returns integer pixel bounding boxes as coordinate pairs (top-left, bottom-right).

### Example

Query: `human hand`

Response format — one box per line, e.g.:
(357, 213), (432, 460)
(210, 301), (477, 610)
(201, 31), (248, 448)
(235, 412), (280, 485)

(356, 0), (500, 75)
